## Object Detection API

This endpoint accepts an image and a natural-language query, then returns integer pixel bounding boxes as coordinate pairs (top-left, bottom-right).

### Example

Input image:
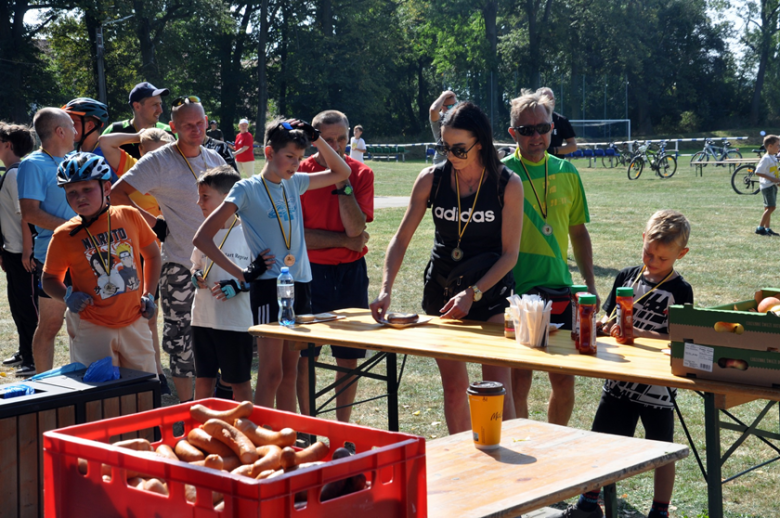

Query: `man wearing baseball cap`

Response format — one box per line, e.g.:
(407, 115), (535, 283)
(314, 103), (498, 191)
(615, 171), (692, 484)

(102, 81), (173, 159)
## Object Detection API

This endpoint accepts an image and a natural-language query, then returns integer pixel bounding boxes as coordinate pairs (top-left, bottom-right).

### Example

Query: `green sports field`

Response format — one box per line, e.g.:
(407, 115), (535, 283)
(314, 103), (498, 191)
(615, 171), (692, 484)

(1, 157), (777, 517)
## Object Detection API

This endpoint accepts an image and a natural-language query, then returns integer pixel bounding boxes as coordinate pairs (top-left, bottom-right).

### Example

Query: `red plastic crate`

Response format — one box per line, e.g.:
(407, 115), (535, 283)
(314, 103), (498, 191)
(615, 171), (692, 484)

(43, 398), (426, 517)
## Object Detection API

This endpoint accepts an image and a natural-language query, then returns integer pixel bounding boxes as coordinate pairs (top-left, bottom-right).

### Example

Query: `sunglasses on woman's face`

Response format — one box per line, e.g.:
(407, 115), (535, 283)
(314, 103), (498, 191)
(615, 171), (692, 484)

(171, 95), (201, 107)
(512, 123), (552, 137)
(434, 140), (478, 160)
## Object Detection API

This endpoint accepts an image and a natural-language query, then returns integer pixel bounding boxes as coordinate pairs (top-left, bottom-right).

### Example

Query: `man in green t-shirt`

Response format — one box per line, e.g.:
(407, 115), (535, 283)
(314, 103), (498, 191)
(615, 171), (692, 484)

(102, 82), (172, 160)
(502, 89), (599, 427)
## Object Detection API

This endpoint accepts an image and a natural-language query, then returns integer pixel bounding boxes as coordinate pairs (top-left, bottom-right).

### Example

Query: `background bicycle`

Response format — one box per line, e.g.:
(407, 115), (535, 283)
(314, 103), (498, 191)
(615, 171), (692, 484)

(690, 138), (742, 167)
(730, 147), (767, 195)
(628, 140), (677, 180)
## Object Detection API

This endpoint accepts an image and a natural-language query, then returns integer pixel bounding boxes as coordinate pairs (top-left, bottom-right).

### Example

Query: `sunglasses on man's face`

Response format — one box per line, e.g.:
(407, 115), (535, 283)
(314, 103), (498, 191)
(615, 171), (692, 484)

(171, 95), (201, 107)
(511, 123), (552, 137)
(434, 140), (478, 160)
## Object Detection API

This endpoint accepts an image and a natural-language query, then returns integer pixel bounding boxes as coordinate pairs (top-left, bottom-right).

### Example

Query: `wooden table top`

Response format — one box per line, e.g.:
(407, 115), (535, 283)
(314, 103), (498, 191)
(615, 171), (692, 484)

(426, 418), (688, 518)
(249, 308), (780, 402)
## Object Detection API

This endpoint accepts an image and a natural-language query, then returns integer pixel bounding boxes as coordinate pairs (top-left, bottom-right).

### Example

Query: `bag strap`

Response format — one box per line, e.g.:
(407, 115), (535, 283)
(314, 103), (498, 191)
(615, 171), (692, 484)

(427, 161), (450, 208)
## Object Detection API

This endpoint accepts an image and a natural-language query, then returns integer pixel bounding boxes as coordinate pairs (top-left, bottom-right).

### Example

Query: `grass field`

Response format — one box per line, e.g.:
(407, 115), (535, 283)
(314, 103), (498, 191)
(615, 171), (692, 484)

(2, 156), (778, 517)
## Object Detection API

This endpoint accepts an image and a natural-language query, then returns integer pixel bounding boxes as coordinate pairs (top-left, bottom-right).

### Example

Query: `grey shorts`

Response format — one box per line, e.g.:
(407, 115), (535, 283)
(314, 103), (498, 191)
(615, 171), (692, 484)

(159, 262), (195, 378)
(763, 185), (777, 208)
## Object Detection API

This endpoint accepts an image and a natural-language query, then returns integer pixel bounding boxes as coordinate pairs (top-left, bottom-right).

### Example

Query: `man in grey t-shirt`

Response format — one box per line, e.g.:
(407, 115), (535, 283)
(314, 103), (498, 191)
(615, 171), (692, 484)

(111, 99), (225, 402)
(429, 90), (458, 165)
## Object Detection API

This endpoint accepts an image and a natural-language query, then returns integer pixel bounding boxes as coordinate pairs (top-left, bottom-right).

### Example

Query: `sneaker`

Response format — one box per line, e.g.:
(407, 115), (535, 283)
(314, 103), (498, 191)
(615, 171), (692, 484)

(159, 373), (172, 396)
(2, 352), (23, 367)
(547, 504), (604, 518)
(15, 364), (36, 377)
(756, 227), (768, 235)
(767, 228), (780, 236)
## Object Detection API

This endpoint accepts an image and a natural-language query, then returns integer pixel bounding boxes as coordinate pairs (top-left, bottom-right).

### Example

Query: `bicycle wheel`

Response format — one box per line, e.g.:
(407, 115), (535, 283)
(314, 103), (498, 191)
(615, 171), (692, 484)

(731, 164), (759, 195)
(656, 155), (677, 178)
(726, 149), (742, 160)
(601, 155), (616, 168)
(690, 151), (708, 168)
(627, 157), (643, 180)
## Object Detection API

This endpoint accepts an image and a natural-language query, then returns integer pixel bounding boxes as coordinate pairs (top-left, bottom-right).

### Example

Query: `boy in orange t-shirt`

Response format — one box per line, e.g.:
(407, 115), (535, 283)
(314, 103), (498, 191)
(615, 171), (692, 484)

(42, 153), (161, 373)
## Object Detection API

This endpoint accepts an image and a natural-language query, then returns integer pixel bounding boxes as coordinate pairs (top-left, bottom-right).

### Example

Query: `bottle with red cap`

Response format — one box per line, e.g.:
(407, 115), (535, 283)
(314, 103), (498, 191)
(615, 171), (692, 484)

(613, 287), (634, 345)
(576, 293), (598, 354)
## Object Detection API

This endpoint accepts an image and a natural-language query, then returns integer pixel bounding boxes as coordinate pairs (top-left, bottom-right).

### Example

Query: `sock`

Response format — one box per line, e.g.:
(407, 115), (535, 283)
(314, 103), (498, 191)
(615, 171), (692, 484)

(577, 490), (601, 512)
(648, 500), (670, 518)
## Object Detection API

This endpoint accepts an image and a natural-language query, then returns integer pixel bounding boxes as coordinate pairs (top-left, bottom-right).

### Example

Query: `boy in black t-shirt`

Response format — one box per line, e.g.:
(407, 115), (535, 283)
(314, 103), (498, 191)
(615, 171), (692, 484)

(551, 210), (692, 518)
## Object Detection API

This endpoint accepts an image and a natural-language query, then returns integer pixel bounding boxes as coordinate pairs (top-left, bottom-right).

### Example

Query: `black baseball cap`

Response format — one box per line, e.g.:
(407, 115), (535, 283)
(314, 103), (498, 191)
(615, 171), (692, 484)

(128, 82), (170, 105)
(209, 120), (218, 126)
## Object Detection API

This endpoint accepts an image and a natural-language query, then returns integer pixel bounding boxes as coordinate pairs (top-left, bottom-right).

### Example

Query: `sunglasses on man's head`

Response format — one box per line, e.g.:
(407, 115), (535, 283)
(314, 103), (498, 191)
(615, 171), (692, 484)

(171, 95), (201, 107)
(511, 123), (552, 137)
(434, 140), (478, 160)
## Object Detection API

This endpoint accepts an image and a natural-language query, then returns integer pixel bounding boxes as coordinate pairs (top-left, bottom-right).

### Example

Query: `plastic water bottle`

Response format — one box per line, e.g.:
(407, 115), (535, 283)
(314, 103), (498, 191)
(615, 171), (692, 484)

(277, 267), (295, 326)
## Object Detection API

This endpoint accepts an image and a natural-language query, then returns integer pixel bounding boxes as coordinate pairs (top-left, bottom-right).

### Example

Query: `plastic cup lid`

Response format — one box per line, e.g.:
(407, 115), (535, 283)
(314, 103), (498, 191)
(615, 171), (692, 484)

(467, 381), (506, 395)
(616, 287), (634, 297)
(578, 294), (597, 305)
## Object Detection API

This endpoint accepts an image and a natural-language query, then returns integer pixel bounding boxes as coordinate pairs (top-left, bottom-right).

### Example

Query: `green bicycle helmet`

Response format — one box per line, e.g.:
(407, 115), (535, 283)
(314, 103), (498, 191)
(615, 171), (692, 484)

(57, 152), (112, 187)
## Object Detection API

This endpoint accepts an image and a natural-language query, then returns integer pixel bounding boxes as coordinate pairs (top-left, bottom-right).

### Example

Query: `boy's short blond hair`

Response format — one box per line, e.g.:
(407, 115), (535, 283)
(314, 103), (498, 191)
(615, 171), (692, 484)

(139, 128), (174, 146)
(645, 210), (690, 249)
(763, 134), (779, 148)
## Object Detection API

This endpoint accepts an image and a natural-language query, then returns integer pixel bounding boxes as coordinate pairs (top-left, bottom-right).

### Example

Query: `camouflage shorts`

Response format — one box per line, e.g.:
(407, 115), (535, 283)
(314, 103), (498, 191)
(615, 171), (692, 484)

(160, 262), (196, 377)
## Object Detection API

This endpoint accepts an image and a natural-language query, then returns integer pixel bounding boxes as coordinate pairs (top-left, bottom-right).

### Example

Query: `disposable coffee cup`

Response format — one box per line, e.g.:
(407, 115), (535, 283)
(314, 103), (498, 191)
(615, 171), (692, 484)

(467, 381), (506, 451)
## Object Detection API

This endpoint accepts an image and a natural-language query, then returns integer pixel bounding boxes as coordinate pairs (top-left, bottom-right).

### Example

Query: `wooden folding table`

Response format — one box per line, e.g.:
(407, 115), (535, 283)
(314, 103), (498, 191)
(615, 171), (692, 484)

(250, 308), (780, 518)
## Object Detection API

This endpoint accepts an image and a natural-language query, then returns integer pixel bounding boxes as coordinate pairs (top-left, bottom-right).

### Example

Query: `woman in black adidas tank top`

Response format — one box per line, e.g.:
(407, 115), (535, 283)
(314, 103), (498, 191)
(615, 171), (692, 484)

(370, 102), (524, 434)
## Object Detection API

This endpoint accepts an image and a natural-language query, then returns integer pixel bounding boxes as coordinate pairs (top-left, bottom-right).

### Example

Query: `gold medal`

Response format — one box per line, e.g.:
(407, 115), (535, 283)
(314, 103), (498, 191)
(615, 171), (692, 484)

(543, 224), (553, 236)
(452, 167), (486, 264)
(103, 282), (118, 296)
(261, 176), (295, 269)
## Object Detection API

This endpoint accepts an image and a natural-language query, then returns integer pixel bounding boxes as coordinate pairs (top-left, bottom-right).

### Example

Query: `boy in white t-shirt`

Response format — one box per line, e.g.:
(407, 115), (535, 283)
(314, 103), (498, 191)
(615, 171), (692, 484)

(349, 125), (366, 162)
(755, 134), (780, 236)
(191, 165), (254, 402)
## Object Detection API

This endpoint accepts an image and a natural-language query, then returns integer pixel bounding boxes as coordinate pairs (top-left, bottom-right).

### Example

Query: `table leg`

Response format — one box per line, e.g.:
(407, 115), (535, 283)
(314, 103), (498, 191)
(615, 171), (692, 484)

(603, 483), (618, 518)
(387, 353), (399, 432)
(307, 343), (317, 418)
(704, 392), (723, 518)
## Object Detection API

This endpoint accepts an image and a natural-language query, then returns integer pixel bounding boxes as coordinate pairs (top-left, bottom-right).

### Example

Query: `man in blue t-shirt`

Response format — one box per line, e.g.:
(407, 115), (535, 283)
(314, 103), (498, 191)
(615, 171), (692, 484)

(18, 107), (77, 373)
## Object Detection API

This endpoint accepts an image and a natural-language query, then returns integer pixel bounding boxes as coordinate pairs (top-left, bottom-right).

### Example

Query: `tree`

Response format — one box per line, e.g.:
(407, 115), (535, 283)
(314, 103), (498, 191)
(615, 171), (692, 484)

(741, 0), (780, 125)
(0, 1), (66, 122)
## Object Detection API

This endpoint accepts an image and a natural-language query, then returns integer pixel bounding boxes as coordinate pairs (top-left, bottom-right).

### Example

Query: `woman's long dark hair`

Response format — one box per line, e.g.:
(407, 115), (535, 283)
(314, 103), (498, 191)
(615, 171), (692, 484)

(441, 102), (502, 182)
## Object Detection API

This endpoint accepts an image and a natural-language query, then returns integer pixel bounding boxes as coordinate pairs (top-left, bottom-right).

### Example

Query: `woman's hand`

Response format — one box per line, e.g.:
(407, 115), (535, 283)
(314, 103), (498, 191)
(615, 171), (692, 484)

(370, 291), (391, 322)
(440, 290), (474, 320)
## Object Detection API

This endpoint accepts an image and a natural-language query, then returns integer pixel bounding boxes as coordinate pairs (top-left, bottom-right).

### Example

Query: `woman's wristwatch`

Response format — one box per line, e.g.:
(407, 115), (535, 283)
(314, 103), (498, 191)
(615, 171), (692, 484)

(469, 285), (483, 302)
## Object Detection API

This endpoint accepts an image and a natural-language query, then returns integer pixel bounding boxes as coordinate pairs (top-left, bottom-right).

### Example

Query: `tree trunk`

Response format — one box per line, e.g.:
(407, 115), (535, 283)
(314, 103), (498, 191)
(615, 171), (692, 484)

(750, 0), (780, 126)
(319, 0), (332, 36)
(0, 0), (32, 121)
(256, 0), (269, 134)
(417, 58), (428, 126)
(132, 0), (161, 87)
(278, 1), (290, 116)
(482, 0), (498, 132)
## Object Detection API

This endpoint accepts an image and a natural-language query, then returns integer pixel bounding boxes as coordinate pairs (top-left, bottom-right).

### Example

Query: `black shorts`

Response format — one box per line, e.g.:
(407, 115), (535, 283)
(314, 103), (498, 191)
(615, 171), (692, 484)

(250, 278), (312, 325)
(192, 326), (253, 383)
(591, 391), (674, 443)
(35, 259), (70, 300)
(523, 286), (572, 330)
(301, 259), (369, 360)
(421, 276), (510, 322)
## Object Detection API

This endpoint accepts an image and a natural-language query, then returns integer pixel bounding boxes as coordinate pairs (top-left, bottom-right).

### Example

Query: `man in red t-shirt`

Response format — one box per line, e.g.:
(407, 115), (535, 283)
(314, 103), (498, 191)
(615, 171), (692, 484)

(231, 118), (255, 177)
(298, 110), (374, 423)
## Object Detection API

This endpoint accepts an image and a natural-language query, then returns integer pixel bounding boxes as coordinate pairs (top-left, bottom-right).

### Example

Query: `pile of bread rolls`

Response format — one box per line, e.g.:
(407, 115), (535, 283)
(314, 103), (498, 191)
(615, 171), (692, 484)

(77, 401), (367, 509)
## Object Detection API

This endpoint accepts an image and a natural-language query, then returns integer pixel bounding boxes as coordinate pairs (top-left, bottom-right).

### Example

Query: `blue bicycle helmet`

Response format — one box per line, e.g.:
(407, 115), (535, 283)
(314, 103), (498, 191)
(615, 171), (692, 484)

(61, 98), (109, 127)
(57, 152), (113, 187)
(62, 98), (109, 152)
